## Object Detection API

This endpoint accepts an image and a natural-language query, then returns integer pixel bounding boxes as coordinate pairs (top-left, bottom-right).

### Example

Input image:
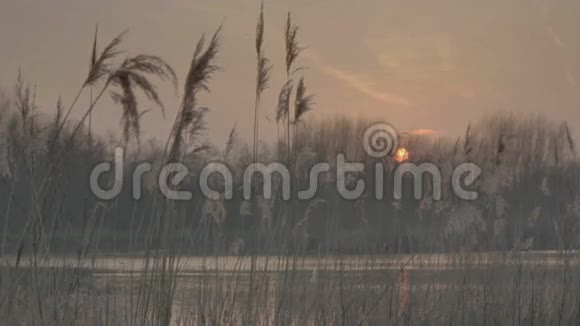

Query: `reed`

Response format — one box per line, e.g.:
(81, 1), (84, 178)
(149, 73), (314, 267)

(253, 2), (271, 164)
(2, 7), (580, 326)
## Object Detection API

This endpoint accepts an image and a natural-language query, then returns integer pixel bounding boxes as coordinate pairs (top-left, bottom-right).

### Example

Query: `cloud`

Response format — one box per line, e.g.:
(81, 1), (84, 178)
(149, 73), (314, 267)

(364, 36), (455, 82)
(302, 49), (411, 106)
(323, 66), (411, 106)
(409, 128), (438, 136)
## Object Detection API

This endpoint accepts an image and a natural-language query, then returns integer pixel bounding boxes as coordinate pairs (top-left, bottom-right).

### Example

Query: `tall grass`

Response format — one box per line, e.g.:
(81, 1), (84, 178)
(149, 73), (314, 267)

(253, 2), (271, 164)
(1, 8), (580, 326)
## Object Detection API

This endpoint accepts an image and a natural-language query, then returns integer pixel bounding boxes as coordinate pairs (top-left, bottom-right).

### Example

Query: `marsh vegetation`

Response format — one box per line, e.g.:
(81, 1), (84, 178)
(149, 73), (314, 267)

(0, 5), (579, 325)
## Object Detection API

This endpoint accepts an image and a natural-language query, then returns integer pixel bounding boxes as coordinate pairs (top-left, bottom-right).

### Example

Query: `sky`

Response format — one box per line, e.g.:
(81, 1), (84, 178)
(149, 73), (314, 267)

(1, 0), (580, 145)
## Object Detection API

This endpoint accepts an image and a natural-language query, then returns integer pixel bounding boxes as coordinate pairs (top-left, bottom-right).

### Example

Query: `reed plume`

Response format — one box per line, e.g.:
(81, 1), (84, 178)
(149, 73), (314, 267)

(256, 56), (271, 96)
(294, 77), (314, 123)
(284, 12), (303, 77)
(109, 54), (177, 142)
(464, 123), (472, 159)
(276, 80), (293, 125)
(282, 12), (303, 159)
(15, 72), (35, 126)
(256, 3), (264, 56)
(51, 28), (127, 148)
(224, 122), (238, 161)
(253, 2), (272, 163)
(48, 97), (64, 147)
(86, 29), (127, 86)
(293, 77), (314, 154)
(169, 26), (221, 161)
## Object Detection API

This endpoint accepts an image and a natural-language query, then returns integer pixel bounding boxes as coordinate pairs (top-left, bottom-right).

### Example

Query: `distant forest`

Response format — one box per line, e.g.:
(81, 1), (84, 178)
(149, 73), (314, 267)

(0, 82), (578, 255)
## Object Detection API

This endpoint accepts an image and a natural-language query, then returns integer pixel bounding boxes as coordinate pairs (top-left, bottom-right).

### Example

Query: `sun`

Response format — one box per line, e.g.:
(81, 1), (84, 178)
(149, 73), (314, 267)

(394, 147), (409, 163)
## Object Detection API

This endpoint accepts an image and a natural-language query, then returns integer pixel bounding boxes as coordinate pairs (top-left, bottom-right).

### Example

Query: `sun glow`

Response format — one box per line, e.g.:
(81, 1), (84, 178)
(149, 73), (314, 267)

(394, 148), (409, 163)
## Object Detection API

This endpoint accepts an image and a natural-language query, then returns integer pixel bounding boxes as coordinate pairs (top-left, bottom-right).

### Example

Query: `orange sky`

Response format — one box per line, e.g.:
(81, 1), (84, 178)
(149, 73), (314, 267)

(1, 0), (579, 145)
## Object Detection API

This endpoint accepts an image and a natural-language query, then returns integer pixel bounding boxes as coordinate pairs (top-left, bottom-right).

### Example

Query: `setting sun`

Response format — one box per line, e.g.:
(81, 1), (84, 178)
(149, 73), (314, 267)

(395, 147), (409, 163)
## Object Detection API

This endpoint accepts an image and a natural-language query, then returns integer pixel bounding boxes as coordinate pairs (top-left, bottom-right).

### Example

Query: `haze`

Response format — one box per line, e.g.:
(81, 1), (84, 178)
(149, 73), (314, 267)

(1, 0), (579, 143)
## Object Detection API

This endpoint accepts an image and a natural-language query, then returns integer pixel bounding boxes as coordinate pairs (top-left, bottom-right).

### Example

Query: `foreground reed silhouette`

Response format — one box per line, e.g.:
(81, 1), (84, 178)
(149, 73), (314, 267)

(0, 4), (580, 325)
